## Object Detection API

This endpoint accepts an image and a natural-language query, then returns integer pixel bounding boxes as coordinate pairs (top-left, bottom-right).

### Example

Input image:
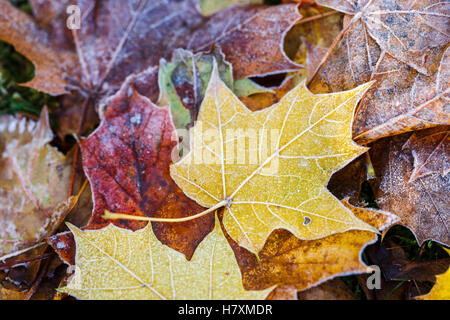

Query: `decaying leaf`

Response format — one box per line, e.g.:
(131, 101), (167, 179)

(2, 0), (300, 100)
(61, 216), (272, 300)
(80, 78), (212, 259)
(309, 1), (449, 143)
(234, 200), (398, 292)
(199, 0), (264, 16)
(370, 129), (450, 246)
(402, 126), (449, 182)
(170, 64), (376, 253)
(418, 248), (450, 300)
(317, 0), (450, 75)
(0, 109), (73, 258)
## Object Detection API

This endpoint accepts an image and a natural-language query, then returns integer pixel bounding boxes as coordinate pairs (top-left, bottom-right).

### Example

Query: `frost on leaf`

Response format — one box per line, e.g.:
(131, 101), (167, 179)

(370, 129), (449, 246)
(0, 109), (73, 257)
(61, 216), (272, 300)
(170, 64), (376, 253)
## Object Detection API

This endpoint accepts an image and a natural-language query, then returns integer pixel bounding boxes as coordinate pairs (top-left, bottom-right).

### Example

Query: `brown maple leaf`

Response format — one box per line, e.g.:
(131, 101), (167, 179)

(1, 0), (300, 100)
(307, 0), (449, 143)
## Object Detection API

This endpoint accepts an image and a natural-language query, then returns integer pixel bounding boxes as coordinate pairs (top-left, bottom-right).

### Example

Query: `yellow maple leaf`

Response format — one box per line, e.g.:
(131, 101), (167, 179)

(418, 248), (450, 300)
(170, 64), (376, 253)
(61, 216), (272, 300)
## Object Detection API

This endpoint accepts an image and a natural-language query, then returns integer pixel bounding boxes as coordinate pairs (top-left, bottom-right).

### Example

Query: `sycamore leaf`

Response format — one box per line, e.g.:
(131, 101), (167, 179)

(418, 248), (450, 300)
(61, 216), (272, 300)
(370, 129), (449, 246)
(0, 109), (73, 257)
(170, 64), (376, 253)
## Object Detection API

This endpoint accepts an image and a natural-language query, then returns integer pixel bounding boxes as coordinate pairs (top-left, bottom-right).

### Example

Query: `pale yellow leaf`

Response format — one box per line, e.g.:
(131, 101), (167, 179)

(170, 63), (375, 253)
(61, 216), (272, 300)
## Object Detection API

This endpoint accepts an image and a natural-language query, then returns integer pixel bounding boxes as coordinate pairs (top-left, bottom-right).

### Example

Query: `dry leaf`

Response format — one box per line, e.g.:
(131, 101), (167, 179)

(234, 199), (398, 292)
(402, 126), (449, 182)
(61, 216), (272, 300)
(0, 0), (77, 95)
(317, 0), (450, 75)
(0, 109), (73, 258)
(171, 63), (376, 253)
(353, 48), (450, 143)
(309, 1), (449, 143)
(370, 129), (449, 246)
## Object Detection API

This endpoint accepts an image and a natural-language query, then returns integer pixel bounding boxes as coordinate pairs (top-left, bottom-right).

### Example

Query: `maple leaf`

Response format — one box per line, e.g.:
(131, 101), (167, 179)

(316, 0), (450, 75)
(418, 248), (450, 300)
(0, 109), (73, 257)
(0, 0), (300, 100)
(159, 48), (270, 130)
(307, 1), (449, 143)
(352, 47), (450, 144)
(79, 78), (212, 259)
(170, 64), (376, 253)
(234, 199), (398, 292)
(370, 129), (450, 246)
(60, 216), (273, 300)
(403, 126), (449, 182)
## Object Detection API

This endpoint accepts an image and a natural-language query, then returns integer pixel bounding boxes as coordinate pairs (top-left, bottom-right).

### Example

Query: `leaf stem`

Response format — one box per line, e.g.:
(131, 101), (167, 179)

(102, 199), (228, 223)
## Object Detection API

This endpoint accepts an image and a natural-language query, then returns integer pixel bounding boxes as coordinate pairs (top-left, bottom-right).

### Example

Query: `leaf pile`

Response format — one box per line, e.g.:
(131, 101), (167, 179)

(0, 0), (448, 300)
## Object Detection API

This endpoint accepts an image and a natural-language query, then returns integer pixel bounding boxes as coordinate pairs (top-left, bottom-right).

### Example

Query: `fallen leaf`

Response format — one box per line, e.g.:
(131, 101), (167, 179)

(58, 0), (300, 98)
(370, 129), (450, 246)
(159, 48), (270, 130)
(80, 78), (212, 259)
(402, 126), (449, 182)
(234, 199), (398, 292)
(297, 278), (356, 300)
(0, 0), (77, 95)
(317, 0), (450, 75)
(353, 48), (450, 144)
(418, 248), (450, 300)
(199, 0), (264, 16)
(170, 63), (375, 253)
(308, 1), (449, 143)
(61, 216), (273, 300)
(0, 109), (73, 258)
